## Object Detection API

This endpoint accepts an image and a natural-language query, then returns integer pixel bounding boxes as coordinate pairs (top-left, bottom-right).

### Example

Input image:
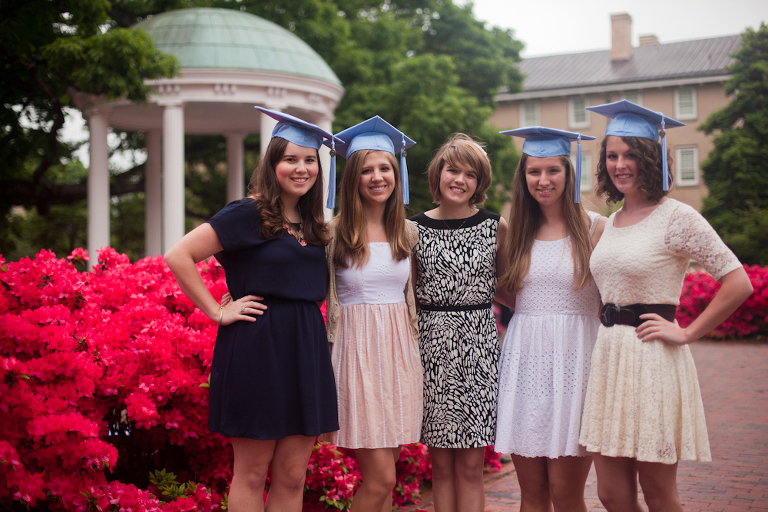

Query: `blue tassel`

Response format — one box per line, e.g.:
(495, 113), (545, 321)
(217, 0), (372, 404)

(401, 134), (409, 204)
(326, 142), (337, 209)
(661, 116), (669, 191)
(575, 134), (582, 203)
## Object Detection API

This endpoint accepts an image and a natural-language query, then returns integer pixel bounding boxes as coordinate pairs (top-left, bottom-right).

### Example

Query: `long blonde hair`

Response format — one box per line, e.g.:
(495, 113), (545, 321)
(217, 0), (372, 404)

(247, 137), (329, 245)
(500, 154), (593, 293)
(333, 150), (410, 268)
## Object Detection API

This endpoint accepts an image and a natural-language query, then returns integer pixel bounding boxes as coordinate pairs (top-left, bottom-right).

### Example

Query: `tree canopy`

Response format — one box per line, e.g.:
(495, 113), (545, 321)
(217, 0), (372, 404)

(1, 0), (523, 260)
(700, 22), (768, 265)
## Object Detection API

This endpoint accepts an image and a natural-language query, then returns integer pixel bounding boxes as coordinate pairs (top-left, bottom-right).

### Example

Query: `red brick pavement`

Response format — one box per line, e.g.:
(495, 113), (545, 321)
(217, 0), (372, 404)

(402, 341), (768, 511)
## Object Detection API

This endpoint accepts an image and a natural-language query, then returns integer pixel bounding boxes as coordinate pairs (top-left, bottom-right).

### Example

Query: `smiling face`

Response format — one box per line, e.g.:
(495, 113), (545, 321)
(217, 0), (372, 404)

(605, 136), (640, 198)
(275, 142), (319, 202)
(524, 155), (567, 207)
(358, 150), (396, 206)
(438, 161), (479, 209)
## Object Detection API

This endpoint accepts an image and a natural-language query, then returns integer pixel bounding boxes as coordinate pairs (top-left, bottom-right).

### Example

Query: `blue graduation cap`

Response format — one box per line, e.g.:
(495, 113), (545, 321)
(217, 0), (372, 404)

(325, 116), (416, 207)
(500, 127), (596, 203)
(586, 100), (685, 191)
(255, 107), (345, 205)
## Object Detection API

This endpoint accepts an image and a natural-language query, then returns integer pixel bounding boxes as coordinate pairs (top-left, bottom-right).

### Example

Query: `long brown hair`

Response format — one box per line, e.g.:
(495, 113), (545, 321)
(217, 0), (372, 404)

(427, 133), (492, 206)
(596, 135), (674, 204)
(247, 137), (329, 245)
(500, 154), (594, 293)
(333, 149), (410, 268)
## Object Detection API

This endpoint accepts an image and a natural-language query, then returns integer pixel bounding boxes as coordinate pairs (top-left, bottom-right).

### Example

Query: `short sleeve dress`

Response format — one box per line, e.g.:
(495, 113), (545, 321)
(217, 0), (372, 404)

(579, 199), (742, 463)
(411, 209), (501, 448)
(495, 212), (602, 458)
(206, 198), (339, 440)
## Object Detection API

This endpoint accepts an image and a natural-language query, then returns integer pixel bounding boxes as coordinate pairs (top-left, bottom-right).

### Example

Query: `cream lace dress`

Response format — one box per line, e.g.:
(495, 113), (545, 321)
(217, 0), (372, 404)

(579, 199), (742, 463)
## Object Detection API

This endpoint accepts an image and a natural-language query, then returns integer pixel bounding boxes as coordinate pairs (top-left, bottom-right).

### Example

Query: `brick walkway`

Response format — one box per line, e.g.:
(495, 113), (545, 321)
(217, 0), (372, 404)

(403, 341), (768, 511)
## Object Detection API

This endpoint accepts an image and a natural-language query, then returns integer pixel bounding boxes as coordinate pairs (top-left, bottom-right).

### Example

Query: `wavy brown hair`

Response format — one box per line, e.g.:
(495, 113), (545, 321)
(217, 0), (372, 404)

(333, 149), (410, 268)
(427, 133), (492, 206)
(596, 135), (674, 204)
(247, 137), (329, 245)
(499, 154), (594, 293)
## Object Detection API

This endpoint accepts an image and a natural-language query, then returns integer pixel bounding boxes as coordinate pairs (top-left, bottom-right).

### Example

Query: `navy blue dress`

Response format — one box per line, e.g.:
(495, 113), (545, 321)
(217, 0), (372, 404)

(207, 198), (338, 439)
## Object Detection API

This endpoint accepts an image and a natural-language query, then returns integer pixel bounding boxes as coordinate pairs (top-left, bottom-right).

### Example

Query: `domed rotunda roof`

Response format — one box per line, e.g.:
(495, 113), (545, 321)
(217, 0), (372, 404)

(135, 8), (340, 85)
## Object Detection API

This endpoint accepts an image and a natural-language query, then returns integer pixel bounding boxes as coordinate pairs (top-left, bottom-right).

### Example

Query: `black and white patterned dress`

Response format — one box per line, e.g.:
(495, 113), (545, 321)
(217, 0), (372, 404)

(411, 210), (500, 448)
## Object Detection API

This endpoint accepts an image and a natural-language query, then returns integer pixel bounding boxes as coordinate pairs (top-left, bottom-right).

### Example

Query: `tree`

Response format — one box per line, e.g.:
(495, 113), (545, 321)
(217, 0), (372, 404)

(0, 0), (179, 256)
(699, 23), (768, 265)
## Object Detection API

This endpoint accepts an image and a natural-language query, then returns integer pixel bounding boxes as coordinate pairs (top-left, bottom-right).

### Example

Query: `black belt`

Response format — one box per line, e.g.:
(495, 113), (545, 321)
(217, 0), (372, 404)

(420, 303), (492, 312)
(600, 303), (677, 328)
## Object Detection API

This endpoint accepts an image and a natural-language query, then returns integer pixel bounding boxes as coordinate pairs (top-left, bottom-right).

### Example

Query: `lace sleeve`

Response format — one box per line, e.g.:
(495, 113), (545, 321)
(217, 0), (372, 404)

(664, 202), (742, 281)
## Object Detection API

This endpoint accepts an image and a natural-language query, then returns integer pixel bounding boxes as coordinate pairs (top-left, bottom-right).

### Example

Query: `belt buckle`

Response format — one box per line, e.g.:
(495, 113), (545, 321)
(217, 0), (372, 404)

(601, 304), (616, 327)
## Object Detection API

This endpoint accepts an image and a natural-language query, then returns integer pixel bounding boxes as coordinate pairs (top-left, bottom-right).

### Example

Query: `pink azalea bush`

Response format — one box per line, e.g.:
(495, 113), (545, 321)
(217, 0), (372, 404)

(677, 264), (768, 338)
(0, 248), (462, 511)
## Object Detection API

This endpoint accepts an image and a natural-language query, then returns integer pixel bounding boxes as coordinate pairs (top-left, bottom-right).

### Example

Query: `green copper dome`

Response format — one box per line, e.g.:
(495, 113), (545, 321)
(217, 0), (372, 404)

(135, 8), (341, 85)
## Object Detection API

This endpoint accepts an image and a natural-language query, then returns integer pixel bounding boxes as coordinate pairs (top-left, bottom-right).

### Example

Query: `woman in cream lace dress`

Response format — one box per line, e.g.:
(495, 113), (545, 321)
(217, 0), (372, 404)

(579, 101), (753, 512)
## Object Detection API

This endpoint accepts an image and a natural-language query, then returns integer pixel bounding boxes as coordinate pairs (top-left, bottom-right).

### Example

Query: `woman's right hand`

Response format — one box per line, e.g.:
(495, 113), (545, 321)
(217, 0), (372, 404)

(219, 294), (267, 325)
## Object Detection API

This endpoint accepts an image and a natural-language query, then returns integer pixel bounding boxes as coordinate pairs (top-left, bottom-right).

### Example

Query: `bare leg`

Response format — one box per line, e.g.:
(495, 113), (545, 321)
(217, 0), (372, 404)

(352, 447), (400, 512)
(637, 460), (683, 512)
(429, 447), (457, 512)
(454, 447), (486, 512)
(228, 438), (276, 512)
(510, 455), (552, 512)
(592, 453), (644, 512)
(547, 456), (592, 512)
(265, 435), (316, 512)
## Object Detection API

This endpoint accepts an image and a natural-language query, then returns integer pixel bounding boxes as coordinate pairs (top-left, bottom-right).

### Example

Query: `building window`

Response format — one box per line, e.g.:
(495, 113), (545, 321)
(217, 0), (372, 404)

(518, 102), (540, 127)
(571, 151), (593, 192)
(622, 91), (642, 105)
(675, 88), (697, 120)
(568, 98), (590, 129)
(675, 146), (699, 186)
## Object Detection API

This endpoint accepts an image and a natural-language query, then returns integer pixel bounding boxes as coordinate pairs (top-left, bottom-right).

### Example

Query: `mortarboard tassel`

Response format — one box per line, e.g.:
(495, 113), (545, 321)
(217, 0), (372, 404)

(575, 134), (582, 203)
(401, 134), (409, 205)
(326, 139), (337, 209)
(660, 115), (669, 191)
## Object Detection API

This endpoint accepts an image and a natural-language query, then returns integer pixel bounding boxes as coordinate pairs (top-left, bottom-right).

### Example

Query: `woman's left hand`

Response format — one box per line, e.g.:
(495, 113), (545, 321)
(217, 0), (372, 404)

(636, 313), (691, 345)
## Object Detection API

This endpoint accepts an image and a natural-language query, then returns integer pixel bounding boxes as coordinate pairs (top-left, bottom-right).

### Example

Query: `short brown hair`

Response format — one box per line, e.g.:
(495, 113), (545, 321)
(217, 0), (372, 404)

(596, 135), (674, 204)
(427, 133), (492, 206)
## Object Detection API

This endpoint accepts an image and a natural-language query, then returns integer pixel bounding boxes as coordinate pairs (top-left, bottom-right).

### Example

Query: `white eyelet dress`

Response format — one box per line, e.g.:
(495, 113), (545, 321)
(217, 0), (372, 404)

(495, 212), (601, 458)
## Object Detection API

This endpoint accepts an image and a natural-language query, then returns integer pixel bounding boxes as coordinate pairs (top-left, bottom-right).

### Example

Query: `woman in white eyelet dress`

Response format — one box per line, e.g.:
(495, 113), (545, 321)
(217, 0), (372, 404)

(322, 131), (422, 512)
(494, 127), (605, 512)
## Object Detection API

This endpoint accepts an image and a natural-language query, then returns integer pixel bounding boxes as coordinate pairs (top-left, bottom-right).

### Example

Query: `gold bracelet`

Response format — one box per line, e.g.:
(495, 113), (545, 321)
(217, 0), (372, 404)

(218, 305), (224, 325)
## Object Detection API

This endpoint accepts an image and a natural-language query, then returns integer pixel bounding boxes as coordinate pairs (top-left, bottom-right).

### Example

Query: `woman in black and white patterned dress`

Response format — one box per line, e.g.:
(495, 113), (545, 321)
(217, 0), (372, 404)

(411, 134), (509, 512)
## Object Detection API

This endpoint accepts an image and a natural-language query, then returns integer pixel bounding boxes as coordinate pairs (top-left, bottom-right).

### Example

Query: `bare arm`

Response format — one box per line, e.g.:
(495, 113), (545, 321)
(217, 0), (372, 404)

(164, 223), (265, 325)
(591, 216), (607, 248)
(494, 216), (516, 309)
(636, 266), (753, 345)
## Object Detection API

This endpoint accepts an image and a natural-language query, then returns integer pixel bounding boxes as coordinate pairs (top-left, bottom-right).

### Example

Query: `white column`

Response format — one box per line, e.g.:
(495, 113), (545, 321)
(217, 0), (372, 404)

(87, 110), (110, 268)
(225, 132), (245, 202)
(144, 130), (162, 256)
(317, 116), (334, 221)
(162, 102), (185, 252)
(260, 112), (278, 158)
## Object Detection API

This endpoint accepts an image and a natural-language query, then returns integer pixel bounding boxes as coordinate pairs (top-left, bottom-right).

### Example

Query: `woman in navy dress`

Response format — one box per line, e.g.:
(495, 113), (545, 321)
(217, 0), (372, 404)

(165, 108), (341, 512)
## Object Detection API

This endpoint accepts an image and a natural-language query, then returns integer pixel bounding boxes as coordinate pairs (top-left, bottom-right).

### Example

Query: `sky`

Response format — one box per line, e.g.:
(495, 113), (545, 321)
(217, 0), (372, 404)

(459, 0), (768, 57)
